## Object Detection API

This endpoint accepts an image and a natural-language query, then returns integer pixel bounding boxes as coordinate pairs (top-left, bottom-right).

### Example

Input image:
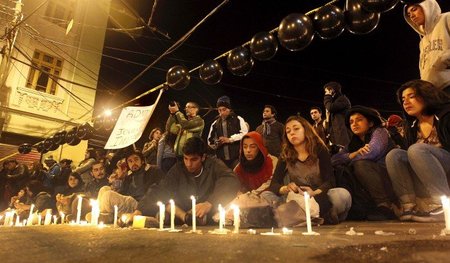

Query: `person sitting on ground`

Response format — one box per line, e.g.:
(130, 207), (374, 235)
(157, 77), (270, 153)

(12, 180), (54, 220)
(74, 148), (97, 184)
(234, 131), (277, 194)
(126, 137), (240, 226)
(84, 161), (109, 199)
(386, 114), (407, 149)
(263, 116), (352, 224)
(43, 156), (61, 192)
(386, 79), (450, 222)
(332, 106), (397, 220)
(94, 150), (165, 223)
(55, 172), (84, 221)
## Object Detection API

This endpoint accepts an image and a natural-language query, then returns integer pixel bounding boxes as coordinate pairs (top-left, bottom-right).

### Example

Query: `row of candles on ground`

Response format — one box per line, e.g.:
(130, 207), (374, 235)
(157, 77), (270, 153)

(2, 194), (450, 234)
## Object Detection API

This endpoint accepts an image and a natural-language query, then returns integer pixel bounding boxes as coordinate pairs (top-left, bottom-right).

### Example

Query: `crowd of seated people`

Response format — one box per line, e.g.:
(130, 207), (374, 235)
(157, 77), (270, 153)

(0, 79), (449, 228)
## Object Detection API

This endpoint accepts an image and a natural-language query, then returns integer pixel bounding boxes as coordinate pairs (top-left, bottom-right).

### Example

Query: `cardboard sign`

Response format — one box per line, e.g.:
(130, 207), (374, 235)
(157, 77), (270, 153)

(105, 90), (162, 149)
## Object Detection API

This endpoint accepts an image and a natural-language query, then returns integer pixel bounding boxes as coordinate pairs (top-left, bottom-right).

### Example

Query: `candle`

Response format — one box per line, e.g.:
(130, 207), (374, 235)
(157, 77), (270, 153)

(169, 199), (175, 230)
(15, 215), (20, 226)
(132, 215), (146, 229)
(190, 196), (196, 232)
(23, 219), (27, 226)
(53, 215), (57, 225)
(304, 192), (312, 234)
(218, 204), (225, 231)
(157, 201), (165, 230)
(231, 205), (240, 234)
(60, 212), (65, 225)
(76, 195), (82, 224)
(44, 209), (52, 225)
(113, 205), (118, 228)
(441, 195), (450, 232)
(27, 204), (35, 226)
(37, 213), (42, 225)
(282, 227), (293, 235)
(3, 212), (10, 226)
(90, 199), (99, 226)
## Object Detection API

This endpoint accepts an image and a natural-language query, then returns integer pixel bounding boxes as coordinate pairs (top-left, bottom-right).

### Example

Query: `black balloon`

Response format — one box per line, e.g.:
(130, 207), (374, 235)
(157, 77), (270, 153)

(65, 127), (81, 146)
(93, 117), (104, 131)
(18, 143), (32, 154)
(103, 117), (116, 131)
(77, 123), (94, 140)
(250, 32), (278, 61)
(44, 137), (59, 151)
(53, 130), (67, 145)
(227, 46), (254, 76)
(345, 0), (380, 35)
(278, 13), (314, 51)
(360, 0), (399, 13)
(166, 65), (190, 90)
(35, 142), (47, 154)
(400, 0), (423, 5)
(199, 60), (223, 85)
(313, 5), (345, 40)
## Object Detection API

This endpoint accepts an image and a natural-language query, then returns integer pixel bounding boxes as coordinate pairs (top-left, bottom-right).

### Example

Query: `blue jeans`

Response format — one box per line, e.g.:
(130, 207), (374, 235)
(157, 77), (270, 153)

(386, 143), (450, 206)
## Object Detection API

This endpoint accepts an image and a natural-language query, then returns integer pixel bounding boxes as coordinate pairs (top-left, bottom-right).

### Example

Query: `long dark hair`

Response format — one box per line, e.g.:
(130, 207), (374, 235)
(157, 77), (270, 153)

(397, 80), (450, 120)
(396, 80), (450, 147)
(281, 116), (326, 166)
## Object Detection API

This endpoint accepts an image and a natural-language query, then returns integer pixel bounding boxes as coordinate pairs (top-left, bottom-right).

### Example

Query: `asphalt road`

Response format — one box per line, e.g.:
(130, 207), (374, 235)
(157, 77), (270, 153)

(0, 221), (449, 263)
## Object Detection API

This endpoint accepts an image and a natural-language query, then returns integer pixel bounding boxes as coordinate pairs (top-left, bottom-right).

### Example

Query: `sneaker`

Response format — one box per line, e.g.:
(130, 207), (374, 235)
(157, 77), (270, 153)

(411, 207), (444, 223)
(399, 210), (413, 221)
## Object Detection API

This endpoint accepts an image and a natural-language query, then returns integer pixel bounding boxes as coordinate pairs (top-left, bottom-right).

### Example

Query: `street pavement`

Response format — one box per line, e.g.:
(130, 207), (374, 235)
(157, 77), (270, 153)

(0, 221), (449, 263)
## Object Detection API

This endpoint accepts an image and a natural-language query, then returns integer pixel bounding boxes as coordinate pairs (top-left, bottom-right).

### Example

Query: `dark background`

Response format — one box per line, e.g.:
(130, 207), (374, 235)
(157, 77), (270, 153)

(94, 0), (450, 146)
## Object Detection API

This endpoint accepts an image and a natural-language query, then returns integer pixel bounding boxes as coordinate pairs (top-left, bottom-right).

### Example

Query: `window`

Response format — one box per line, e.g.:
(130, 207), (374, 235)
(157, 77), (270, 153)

(26, 50), (63, 95)
(44, 0), (75, 28)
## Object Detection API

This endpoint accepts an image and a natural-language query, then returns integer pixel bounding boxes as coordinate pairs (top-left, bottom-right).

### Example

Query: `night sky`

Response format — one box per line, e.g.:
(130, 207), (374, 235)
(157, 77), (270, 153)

(95, 0), (450, 145)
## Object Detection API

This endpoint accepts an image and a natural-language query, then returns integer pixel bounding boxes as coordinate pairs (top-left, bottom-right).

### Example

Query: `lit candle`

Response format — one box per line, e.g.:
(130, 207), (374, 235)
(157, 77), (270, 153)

(190, 196), (196, 232)
(53, 215), (57, 225)
(304, 192), (312, 234)
(44, 209), (52, 225)
(132, 215), (146, 229)
(113, 205), (118, 228)
(3, 212), (10, 226)
(157, 201), (165, 230)
(76, 195), (82, 224)
(169, 199), (175, 230)
(232, 205), (240, 234)
(218, 204), (225, 231)
(90, 199), (99, 226)
(441, 195), (450, 232)
(37, 213), (42, 225)
(15, 215), (20, 226)
(22, 219), (27, 226)
(27, 204), (35, 226)
(60, 212), (65, 225)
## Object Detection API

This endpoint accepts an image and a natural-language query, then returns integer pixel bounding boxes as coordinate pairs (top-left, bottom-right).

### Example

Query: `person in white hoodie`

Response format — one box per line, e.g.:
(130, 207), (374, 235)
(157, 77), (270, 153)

(404, 0), (450, 94)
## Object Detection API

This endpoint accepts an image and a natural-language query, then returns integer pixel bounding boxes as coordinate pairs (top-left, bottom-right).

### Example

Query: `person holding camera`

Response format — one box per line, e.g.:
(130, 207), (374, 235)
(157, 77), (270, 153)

(207, 96), (248, 168)
(166, 100), (205, 158)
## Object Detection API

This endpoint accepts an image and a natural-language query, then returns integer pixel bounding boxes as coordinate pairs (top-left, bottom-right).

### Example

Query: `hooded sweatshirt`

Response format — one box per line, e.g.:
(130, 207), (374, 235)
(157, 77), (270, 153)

(234, 131), (273, 192)
(404, 0), (450, 90)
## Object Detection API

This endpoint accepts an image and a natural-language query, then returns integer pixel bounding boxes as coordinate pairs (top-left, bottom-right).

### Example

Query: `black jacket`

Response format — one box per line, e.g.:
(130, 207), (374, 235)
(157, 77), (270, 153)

(404, 103), (450, 152)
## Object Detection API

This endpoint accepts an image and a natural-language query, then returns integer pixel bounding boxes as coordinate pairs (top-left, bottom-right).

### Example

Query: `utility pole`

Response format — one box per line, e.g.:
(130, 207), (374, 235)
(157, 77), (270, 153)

(0, 0), (23, 88)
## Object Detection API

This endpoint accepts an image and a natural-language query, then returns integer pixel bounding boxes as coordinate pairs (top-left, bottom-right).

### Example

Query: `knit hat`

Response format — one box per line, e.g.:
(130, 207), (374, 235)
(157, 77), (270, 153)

(345, 105), (382, 128)
(387, 114), (403, 127)
(216, 95), (231, 109)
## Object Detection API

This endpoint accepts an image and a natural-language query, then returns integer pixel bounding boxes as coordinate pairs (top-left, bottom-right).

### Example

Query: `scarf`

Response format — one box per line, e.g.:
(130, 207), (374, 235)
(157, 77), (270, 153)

(262, 118), (276, 136)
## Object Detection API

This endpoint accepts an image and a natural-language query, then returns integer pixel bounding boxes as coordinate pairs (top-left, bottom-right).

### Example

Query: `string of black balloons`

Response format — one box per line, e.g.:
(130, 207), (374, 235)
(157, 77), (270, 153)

(166, 0), (422, 90)
(15, 0), (423, 156)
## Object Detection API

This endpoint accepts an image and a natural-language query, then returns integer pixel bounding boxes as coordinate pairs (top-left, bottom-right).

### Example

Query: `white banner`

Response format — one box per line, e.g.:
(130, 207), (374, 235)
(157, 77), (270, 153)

(104, 89), (163, 149)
